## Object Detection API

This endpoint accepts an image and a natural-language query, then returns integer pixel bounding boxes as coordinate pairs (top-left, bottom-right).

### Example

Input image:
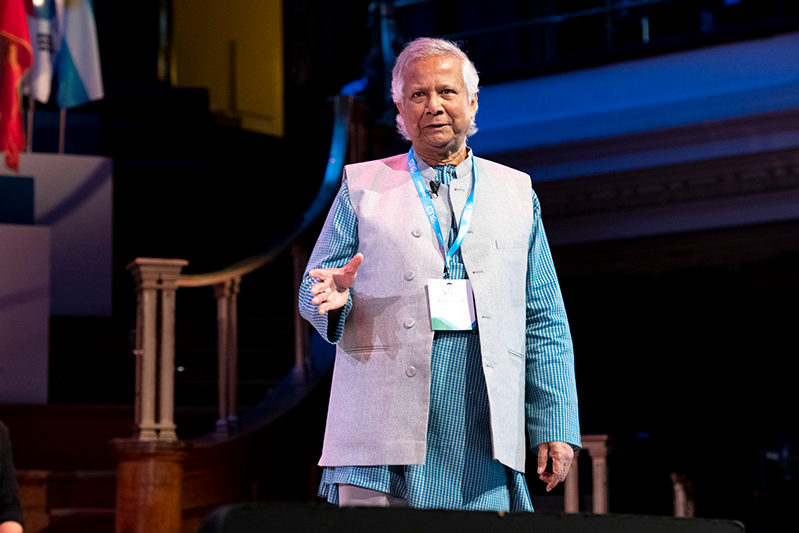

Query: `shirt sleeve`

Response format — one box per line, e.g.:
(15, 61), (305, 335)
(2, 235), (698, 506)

(298, 178), (359, 344)
(524, 191), (582, 453)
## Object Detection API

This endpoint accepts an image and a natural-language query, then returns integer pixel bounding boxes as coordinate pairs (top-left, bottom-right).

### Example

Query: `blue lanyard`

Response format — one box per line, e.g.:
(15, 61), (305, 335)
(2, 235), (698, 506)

(408, 147), (477, 278)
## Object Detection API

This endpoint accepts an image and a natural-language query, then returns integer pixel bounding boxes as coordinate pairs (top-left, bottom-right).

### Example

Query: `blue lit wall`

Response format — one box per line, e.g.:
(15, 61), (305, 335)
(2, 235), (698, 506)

(470, 31), (799, 180)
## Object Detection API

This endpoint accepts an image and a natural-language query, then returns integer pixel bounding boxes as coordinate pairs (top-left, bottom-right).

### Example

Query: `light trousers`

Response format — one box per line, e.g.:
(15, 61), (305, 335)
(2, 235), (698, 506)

(338, 484), (410, 507)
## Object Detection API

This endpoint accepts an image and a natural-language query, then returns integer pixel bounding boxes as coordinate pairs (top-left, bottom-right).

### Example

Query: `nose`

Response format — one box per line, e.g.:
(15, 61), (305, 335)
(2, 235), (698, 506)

(426, 93), (443, 114)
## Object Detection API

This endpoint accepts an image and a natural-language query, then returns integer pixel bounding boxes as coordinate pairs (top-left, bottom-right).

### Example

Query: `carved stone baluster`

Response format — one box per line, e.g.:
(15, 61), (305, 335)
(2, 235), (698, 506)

(582, 434), (611, 514)
(564, 449), (580, 513)
(671, 472), (695, 517)
(214, 280), (231, 433)
(213, 277), (241, 434)
(127, 258), (188, 441)
(291, 242), (310, 383)
(590, 446), (609, 514)
(228, 277), (241, 430)
(140, 273), (159, 440)
(158, 267), (182, 441)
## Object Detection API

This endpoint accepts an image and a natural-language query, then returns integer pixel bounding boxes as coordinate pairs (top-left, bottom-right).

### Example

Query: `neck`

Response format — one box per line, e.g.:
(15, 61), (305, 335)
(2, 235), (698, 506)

(413, 144), (469, 167)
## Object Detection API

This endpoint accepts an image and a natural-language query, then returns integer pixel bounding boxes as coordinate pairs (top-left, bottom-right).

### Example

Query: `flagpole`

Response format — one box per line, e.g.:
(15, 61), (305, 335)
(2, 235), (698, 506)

(26, 96), (35, 152)
(59, 108), (66, 154)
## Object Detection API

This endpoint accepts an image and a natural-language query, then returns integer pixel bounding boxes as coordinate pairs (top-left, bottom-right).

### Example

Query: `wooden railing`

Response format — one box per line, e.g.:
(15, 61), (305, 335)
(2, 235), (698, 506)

(123, 95), (352, 443)
(127, 258), (188, 442)
(113, 95), (352, 533)
(564, 434), (612, 514)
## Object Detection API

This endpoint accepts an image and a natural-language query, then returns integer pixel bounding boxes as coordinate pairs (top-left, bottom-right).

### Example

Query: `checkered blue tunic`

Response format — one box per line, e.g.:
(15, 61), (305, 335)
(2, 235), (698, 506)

(300, 156), (579, 512)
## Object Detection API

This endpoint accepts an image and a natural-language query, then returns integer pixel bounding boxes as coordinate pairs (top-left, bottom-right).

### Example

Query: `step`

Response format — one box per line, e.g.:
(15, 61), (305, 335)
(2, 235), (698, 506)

(45, 508), (115, 533)
(18, 470), (116, 533)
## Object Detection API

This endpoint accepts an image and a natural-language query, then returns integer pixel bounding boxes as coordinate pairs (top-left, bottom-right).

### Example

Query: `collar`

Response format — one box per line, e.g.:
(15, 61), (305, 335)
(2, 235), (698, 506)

(413, 148), (474, 185)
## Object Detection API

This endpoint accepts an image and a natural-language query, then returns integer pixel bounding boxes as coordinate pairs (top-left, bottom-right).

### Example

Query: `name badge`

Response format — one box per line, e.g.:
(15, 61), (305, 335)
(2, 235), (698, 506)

(428, 279), (477, 331)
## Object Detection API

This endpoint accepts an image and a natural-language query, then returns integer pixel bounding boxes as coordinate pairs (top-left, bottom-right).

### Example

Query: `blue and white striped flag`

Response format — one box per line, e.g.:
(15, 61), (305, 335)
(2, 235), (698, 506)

(54, 0), (103, 108)
(24, 0), (58, 103)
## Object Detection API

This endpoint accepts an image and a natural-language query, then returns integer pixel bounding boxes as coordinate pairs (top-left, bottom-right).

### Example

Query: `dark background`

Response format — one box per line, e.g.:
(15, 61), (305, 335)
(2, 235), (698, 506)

(27, 1), (799, 532)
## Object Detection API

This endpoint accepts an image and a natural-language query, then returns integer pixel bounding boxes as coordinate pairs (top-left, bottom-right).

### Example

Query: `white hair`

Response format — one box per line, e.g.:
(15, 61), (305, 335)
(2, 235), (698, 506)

(391, 37), (479, 141)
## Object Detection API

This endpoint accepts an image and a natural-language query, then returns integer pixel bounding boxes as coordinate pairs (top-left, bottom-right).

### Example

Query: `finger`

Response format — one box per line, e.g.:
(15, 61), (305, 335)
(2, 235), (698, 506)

(316, 297), (335, 314)
(550, 444), (573, 476)
(537, 443), (549, 474)
(317, 300), (340, 315)
(537, 471), (558, 492)
(317, 291), (348, 314)
(547, 456), (565, 492)
(310, 284), (330, 300)
(308, 268), (338, 281)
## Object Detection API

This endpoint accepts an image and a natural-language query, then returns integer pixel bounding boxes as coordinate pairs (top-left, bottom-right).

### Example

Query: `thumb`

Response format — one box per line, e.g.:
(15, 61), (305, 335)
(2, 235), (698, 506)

(343, 253), (363, 275)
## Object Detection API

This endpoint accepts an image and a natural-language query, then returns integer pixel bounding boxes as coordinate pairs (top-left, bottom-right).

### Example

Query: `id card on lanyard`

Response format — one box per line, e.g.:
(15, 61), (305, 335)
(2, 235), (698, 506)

(408, 148), (478, 331)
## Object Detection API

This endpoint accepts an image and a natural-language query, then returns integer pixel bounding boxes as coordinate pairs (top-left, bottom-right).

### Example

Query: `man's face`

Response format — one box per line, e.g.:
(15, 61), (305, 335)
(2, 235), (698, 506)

(397, 55), (478, 160)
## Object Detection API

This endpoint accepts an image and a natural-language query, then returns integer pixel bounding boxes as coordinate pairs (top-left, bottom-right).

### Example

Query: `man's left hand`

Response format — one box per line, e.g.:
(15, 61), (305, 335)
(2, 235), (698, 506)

(537, 441), (574, 492)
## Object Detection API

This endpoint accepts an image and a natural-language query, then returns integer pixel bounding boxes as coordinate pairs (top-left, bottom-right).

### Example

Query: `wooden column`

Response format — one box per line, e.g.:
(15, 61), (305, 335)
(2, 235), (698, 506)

(213, 276), (241, 434)
(112, 439), (189, 533)
(671, 472), (695, 517)
(582, 434), (611, 514)
(291, 242), (310, 384)
(127, 258), (189, 441)
(564, 449), (580, 513)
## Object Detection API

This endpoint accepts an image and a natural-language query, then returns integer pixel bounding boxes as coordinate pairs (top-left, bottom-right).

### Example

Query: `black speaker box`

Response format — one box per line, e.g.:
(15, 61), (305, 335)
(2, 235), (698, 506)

(197, 503), (745, 533)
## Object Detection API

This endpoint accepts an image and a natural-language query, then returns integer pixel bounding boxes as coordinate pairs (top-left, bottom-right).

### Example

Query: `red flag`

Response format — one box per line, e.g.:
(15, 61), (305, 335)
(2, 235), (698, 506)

(1, 0), (33, 171)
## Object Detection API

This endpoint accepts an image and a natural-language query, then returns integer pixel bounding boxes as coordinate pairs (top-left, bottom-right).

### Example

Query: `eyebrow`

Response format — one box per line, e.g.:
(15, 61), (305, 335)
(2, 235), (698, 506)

(408, 83), (459, 92)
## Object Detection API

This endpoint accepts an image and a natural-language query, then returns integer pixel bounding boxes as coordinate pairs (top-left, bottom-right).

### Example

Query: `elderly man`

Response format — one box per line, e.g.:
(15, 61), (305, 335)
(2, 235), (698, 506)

(299, 37), (580, 512)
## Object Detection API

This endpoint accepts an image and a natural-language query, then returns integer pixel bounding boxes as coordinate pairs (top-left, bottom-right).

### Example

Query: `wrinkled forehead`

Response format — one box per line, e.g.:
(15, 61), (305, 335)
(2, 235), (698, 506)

(404, 55), (466, 86)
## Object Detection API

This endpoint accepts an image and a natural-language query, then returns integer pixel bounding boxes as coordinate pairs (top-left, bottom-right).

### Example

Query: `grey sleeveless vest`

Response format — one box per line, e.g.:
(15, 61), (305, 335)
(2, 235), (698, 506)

(319, 152), (534, 472)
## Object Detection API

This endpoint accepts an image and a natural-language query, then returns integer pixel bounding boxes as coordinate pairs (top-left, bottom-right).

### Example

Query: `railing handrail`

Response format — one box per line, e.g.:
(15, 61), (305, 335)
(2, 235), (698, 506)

(126, 94), (353, 442)
(176, 94), (353, 289)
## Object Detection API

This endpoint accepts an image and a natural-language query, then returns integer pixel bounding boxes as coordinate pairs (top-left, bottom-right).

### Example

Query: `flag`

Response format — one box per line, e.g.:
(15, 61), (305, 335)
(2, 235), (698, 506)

(0, 0), (34, 171)
(24, 0), (58, 103)
(55, 0), (103, 108)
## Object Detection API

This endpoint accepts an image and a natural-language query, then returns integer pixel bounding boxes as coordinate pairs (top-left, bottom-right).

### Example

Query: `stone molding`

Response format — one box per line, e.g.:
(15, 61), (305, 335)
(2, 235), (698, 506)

(535, 145), (799, 219)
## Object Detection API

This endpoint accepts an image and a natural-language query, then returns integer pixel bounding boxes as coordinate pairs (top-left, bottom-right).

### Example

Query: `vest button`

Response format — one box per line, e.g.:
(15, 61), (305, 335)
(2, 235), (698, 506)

(403, 318), (415, 329)
(404, 270), (416, 281)
(405, 366), (417, 378)
(412, 228), (422, 238)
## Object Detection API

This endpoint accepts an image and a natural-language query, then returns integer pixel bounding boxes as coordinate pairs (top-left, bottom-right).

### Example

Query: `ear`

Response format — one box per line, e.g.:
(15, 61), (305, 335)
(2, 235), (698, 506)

(396, 102), (404, 117)
(469, 94), (478, 118)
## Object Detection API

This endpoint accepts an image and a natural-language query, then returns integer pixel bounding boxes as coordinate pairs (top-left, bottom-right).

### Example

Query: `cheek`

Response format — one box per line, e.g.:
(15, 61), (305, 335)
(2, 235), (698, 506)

(406, 110), (424, 130)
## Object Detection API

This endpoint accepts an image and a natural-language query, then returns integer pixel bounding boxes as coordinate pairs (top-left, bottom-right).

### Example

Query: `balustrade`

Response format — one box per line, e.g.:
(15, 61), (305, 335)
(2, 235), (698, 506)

(127, 258), (188, 442)
(564, 434), (612, 514)
(213, 277), (241, 434)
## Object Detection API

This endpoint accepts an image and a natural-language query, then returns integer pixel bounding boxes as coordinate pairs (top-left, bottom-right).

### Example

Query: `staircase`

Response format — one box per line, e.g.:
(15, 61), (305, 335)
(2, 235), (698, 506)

(3, 405), (132, 533)
(18, 470), (116, 533)
(5, 87), (357, 533)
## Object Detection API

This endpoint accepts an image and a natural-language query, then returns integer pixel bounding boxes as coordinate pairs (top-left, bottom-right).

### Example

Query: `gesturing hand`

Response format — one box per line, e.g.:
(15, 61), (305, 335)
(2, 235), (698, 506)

(537, 441), (575, 492)
(309, 253), (364, 315)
